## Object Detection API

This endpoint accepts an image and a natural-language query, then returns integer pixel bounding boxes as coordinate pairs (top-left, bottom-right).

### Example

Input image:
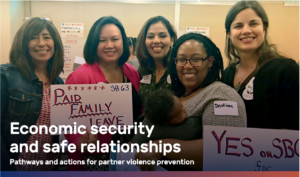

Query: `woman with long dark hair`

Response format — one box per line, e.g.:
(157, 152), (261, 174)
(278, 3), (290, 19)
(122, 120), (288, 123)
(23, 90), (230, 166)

(1, 17), (64, 170)
(136, 16), (177, 103)
(221, 1), (299, 129)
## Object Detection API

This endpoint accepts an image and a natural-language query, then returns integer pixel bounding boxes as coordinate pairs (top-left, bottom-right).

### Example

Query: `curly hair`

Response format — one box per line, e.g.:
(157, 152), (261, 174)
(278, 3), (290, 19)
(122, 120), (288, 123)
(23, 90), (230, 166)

(144, 89), (175, 124)
(170, 33), (224, 97)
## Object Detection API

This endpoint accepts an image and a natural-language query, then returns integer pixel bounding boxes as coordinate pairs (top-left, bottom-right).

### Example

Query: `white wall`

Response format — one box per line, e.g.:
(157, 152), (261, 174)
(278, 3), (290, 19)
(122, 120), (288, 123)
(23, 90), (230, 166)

(1, 1), (299, 65)
(30, 1), (175, 38)
(1, 1), (11, 64)
(10, 1), (25, 45)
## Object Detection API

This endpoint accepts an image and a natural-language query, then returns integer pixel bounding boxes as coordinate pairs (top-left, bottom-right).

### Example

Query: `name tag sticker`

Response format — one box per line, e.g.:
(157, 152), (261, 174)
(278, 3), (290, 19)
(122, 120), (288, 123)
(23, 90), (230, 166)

(140, 74), (151, 84)
(167, 75), (171, 84)
(242, 77), (255, 100)
(214, 101), (238, 116)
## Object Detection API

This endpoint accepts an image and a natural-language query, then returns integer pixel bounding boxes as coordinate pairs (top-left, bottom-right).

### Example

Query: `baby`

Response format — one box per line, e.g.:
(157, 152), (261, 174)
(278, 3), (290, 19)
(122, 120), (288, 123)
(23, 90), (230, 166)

(131, 89), (202, 145)
(144, 89), (187, 125)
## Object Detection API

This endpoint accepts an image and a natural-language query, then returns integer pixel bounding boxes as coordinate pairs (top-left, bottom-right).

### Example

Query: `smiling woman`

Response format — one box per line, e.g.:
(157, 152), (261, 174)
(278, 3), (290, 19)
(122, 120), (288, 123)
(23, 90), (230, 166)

(64, 16), (143, 171)
(134, 33), (247, 171)
(1, 17), (64, 171)
(135, 16), (177, 103)
(221, 1), (299, 130)
(29, 29), (55, 64)
(97, 24), (124, 66)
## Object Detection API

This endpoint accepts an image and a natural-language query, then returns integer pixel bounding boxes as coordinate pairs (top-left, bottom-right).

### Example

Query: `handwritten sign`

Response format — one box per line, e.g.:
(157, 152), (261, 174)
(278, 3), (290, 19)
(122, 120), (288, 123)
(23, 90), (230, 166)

(203, 126), (299, 171)
(186, 27), (209, 37)
(60, 38), (86, 78)
(50, 83), (133, 131)
(61, 22), (84, 38)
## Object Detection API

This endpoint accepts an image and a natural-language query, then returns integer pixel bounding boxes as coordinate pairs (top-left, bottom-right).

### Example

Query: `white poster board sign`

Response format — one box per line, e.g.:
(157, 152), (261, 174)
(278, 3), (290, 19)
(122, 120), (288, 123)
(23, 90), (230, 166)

(60, 38), (86, 78)
(61, 22), (84, 38)
(50, 83), (133, 130)
(186, 27), (209, 37)
(203, 126), (299, 171)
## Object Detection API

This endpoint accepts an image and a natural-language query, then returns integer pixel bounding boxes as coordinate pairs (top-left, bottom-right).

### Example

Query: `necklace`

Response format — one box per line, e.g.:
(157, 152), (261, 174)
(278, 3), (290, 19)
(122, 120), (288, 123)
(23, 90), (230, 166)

(234, 64), (257, 91)
(234, 69), (245, 91)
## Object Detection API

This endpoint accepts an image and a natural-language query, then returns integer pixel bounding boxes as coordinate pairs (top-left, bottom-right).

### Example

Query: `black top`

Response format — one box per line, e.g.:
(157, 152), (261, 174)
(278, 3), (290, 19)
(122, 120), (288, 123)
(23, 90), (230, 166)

(128, 78), (143, 122)
(221, 58), (299, 130)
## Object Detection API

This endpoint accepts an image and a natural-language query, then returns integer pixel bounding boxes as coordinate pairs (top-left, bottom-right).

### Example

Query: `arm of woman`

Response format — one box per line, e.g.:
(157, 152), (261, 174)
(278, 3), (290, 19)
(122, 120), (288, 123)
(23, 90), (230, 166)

(0, 67), (13, 170)
(278, 59), (299, 130)
(157, 86), (246, 170)
(201, 84), (247, 128)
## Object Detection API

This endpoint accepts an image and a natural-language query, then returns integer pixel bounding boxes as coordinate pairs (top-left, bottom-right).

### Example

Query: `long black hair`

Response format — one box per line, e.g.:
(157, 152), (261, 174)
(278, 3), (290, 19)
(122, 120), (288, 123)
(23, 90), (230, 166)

(84, 16), (129, 66)
(136, 16), (177, 76)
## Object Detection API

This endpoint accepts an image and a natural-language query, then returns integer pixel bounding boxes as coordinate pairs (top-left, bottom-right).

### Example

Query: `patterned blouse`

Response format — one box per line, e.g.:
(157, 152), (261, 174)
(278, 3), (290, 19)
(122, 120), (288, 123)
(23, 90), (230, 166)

(139, 68), (172, 103)
(16, 88), (58, 171)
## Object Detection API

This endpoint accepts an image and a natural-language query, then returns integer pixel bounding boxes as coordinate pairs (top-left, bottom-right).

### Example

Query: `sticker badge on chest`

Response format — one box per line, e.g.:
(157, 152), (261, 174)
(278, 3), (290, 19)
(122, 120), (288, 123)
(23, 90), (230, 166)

(140, 74), (151, 84)
(167, 75), (171, 84)
(242, 77), (255, 100)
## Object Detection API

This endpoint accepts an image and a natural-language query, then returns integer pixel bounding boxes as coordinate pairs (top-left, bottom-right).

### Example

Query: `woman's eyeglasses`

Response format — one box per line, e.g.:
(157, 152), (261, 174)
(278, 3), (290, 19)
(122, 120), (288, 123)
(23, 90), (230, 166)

(174, 56), (210, 67)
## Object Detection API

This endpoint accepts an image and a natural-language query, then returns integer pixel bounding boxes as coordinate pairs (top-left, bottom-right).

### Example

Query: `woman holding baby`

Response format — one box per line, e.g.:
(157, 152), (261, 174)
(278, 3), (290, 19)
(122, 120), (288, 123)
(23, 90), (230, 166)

(134, 32), (247, 171)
